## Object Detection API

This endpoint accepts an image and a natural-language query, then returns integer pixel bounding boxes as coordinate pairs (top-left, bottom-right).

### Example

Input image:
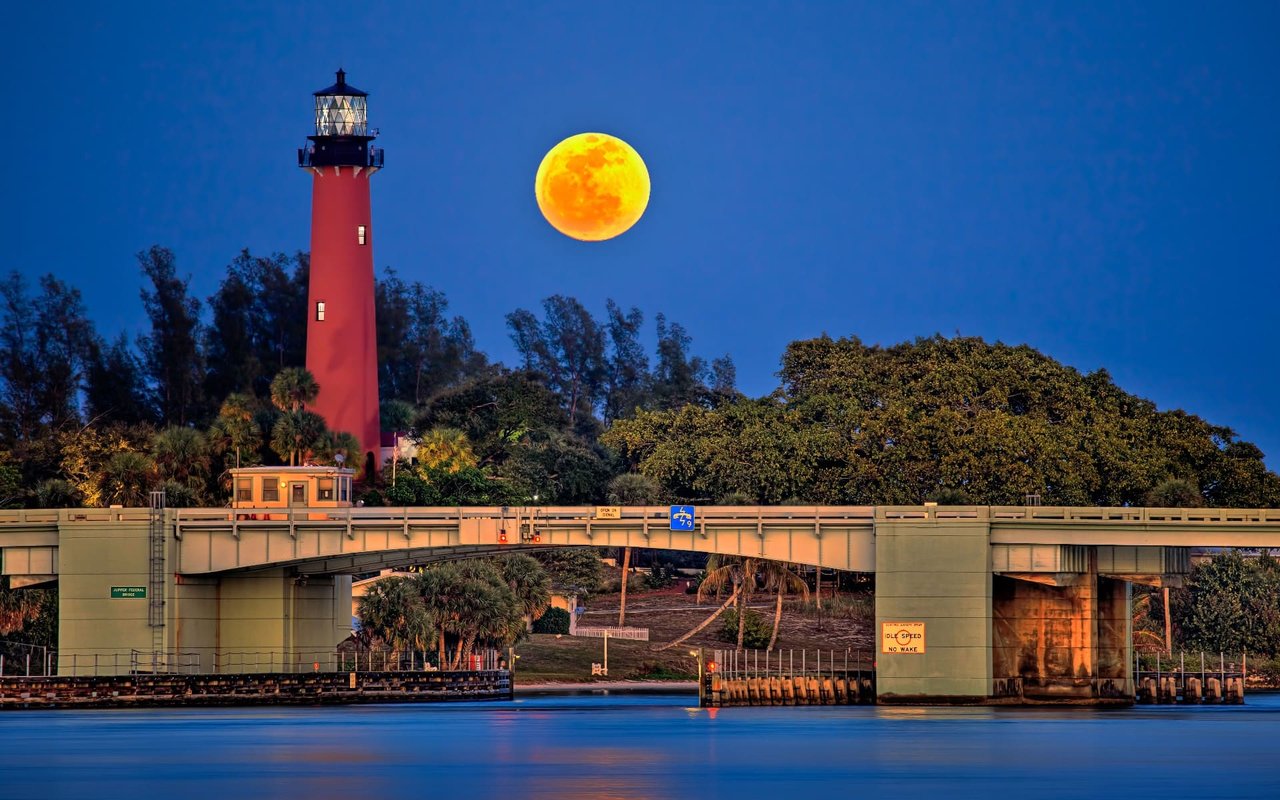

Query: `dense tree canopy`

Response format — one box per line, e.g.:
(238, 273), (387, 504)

(377, 268), (485, 407)
(204, 250), (309, 402)
(603, 335), (1280, 507)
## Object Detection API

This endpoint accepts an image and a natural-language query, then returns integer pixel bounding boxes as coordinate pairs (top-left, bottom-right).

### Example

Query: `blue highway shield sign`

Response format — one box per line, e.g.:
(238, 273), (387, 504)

(670, 505), (696, 531)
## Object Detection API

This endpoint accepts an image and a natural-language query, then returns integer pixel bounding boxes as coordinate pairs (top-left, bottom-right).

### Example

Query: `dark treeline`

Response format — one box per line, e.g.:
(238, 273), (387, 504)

(2, 245), (1279, 511)
(0, 245), (737, 509)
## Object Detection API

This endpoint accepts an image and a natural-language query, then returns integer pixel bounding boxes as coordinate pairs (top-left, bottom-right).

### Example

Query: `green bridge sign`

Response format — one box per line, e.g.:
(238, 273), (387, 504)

(110, 586), (147, 599)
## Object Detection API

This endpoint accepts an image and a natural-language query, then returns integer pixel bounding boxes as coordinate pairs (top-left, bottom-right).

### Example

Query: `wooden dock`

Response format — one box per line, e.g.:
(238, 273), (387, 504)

(0, 669), (512, 709)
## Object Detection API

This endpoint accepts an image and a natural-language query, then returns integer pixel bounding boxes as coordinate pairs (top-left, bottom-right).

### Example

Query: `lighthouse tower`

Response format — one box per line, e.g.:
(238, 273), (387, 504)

(299, 70), (383, 476)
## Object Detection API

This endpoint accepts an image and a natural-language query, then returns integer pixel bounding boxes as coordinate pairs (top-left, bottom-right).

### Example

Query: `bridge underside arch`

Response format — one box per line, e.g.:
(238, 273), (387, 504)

(175, 506), (878, 577)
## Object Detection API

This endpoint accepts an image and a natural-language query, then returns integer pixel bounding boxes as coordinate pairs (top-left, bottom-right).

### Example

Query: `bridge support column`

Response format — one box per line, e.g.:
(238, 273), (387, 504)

(874, 518), (992, 703)
(55, 514), (167, 676)
(191, 570), (352, 674)
(991, 568), (1132, 702)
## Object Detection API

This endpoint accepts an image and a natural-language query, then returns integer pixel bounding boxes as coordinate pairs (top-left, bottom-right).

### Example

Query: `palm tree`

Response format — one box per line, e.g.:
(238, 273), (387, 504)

(456, 579), (524, 668)
(359, 576), (432, 654)
(271, 410), (327, 466)
(760, 560), (809, 650)
(499, 554), (552, 626)
(607, 473), (661, 626)
(208, 393), (262, 469)
(655, 555), (760, 652)
(445, 560), (523, 669)
(314, 430), (361, 467)
(155, 478), (202, 508)
(415, 562), (466, 667)
(415, 428), (477, 473)
(151, 426), (210, 484)
(1132, 592), (1166, 653)
(0, 578), (43, 636)
(33, 479), (79, 508)
(269, 367), (319, 413)
(618, 545), (633, 626)
(98, 451), (154, 507)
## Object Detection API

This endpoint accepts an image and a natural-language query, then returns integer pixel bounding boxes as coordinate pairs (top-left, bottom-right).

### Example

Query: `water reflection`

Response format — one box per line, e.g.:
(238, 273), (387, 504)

(0, 694), (1278, 799)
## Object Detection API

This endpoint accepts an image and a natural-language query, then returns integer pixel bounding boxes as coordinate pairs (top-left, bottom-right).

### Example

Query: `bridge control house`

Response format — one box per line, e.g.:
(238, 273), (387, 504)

(229, 466), (356, 515)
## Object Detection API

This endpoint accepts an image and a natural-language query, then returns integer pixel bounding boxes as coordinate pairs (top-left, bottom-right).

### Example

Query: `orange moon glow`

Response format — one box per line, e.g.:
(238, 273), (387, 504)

(535, 132), (650, 241)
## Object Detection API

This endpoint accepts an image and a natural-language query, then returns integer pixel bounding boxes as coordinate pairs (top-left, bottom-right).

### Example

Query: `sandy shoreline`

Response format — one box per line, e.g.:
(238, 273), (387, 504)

(514, 680), (697, 694)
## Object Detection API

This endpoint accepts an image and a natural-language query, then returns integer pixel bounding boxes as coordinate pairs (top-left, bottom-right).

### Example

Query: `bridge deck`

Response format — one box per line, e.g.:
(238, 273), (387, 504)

(3, 505), (1280, 578)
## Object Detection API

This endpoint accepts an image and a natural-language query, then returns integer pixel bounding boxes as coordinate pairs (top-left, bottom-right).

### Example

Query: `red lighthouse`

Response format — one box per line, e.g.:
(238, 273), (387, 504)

(299, 70), (383, 476)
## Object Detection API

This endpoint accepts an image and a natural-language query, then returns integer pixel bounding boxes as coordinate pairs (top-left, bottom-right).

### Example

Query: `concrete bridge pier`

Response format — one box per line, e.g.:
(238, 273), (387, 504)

(173, 571), (353, 674)
(991, 572), (1132, 701)
(874, 518), (995, 702)
(51, 514), (350, 675)
(874, 515), (1182, 704)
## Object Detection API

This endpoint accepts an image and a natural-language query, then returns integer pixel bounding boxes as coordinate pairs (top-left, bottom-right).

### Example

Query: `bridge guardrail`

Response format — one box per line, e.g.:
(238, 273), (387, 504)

(7, 504), (1280, 532)
(35, 647), (508, 677)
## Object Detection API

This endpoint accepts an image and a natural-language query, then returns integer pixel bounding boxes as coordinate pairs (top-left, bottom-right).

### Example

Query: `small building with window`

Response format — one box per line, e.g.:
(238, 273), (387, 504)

(229, 466), (355, 512)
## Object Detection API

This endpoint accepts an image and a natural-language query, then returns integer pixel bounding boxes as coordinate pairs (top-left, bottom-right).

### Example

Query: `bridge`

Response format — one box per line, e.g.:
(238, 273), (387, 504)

(3, 504), (1279, 704)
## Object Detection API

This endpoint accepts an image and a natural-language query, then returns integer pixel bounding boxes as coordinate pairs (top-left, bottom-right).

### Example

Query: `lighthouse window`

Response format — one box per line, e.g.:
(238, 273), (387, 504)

(316, 301), (326, 321)
(357, 225), (367, 245)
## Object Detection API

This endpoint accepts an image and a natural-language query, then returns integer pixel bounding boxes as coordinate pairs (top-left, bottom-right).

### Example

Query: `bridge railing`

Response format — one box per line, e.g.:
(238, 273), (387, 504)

(879, 506), (1280, 524)
(173, 505), (881, 526)
(9, 504), (1280, 536)
(167, 504), (1280, 535)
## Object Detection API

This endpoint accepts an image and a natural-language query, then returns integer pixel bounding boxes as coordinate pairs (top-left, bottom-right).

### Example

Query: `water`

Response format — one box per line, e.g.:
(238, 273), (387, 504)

(2, 691), (1279, 799)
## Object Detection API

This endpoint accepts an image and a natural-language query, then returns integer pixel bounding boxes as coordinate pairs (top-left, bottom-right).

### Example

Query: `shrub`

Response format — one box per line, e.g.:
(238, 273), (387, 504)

(531, 606), (571, 635)
(795, 594), (874, 625)
(605, 574), (646, 594)
(644, 563), (676, 590)
(1248, 656), (1280, 687)
(717, 608), (771, 649)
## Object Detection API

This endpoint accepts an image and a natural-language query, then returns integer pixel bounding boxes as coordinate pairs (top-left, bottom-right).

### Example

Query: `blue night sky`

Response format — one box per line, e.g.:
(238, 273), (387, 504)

(6, 1), (1279, 464)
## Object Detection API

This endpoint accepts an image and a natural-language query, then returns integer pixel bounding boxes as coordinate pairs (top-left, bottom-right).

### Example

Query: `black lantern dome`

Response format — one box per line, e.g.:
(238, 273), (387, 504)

(299, 70), (384, 169)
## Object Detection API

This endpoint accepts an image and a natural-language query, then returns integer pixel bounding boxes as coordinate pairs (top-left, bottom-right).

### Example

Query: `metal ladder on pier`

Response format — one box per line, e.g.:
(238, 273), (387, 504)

(147, 490), (166, 671)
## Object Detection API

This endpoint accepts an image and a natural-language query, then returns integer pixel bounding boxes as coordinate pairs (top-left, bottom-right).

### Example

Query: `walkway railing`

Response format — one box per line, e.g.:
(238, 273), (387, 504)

(705, 648), (875, 707)
(711, 647), (873, 681)
(36, 647), (506, 677)
(1135, 650), (1248, 703)
(0, 643), (55, 676)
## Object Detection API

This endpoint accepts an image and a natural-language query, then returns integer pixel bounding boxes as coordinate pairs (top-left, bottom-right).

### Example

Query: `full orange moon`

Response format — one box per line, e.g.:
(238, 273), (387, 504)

(535, 132), (650, 241)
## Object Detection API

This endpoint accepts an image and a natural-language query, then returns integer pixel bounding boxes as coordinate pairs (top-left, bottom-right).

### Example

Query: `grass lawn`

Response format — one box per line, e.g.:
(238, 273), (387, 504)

(513, 633), (698, 683)
(512, 586), (876, 683)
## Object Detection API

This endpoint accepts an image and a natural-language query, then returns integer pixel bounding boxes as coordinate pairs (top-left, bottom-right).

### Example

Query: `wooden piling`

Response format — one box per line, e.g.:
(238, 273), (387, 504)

(1182, 677), (1202, 703)
(1205, 677), (1222, 703)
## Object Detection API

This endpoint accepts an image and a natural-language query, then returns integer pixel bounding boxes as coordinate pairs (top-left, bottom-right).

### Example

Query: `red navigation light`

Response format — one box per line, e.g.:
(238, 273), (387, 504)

(706, 661), (718, 673)
(499, 530), (508, 544)
(532, 531), (541, 543)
